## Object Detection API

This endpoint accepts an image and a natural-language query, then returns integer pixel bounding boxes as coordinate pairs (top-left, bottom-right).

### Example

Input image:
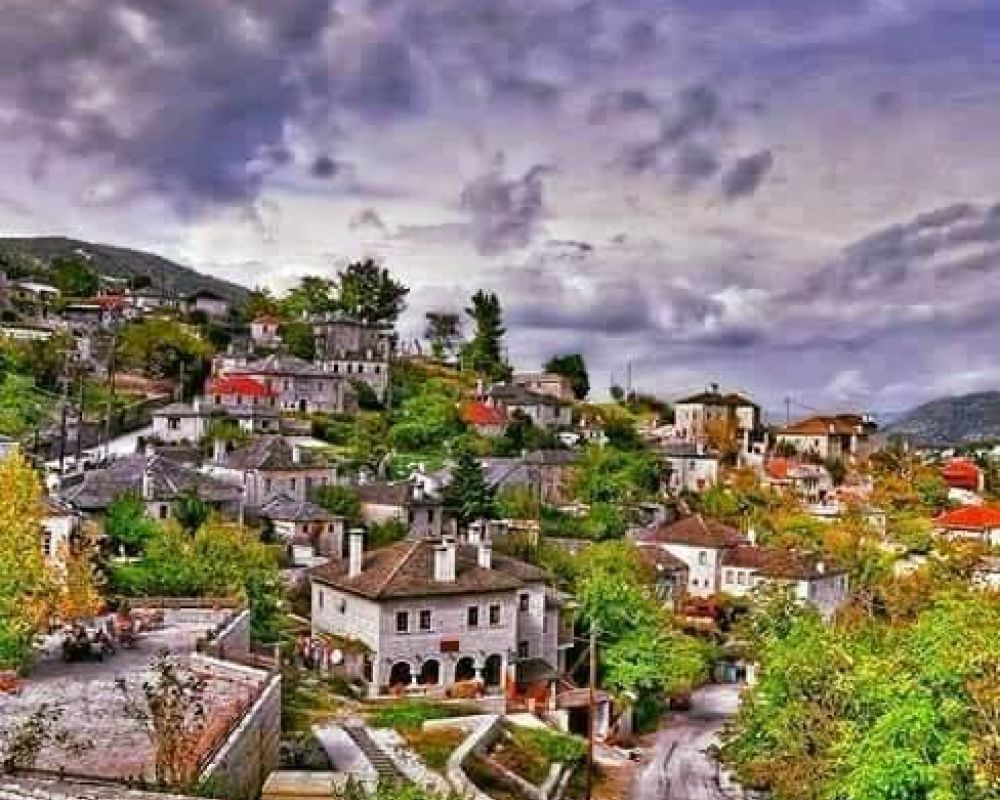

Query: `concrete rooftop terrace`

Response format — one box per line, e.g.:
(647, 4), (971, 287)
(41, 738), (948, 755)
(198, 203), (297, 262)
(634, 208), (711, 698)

(0, 608), (266, 782)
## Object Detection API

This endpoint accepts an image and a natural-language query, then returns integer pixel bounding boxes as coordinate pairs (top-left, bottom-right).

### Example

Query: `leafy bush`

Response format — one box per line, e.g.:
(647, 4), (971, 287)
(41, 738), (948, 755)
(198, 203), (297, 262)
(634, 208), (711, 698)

(366, 699), (478, 733)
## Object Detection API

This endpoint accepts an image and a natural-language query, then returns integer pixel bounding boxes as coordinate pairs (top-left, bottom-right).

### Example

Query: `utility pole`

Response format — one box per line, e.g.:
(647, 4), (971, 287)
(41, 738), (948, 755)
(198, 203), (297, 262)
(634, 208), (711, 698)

(586, 624), (597, 800)
(75, 371), (85, 460)
(58, 367), (69, 475)
(784, 395), (792, 426)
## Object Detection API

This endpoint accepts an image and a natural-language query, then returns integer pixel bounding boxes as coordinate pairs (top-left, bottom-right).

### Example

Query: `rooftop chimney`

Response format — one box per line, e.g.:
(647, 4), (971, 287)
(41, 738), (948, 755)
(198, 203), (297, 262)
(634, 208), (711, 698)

(348, 530), (364, 578)
(213, 438), (227, 465)
(478, 540), (492, 570)
(816, 560), (826, 575)
(747, 526), (757, 546)
(710, 382), (719, 395)
(291, 444), (302, 465)
(142, 444), (155, 501)
(434, 538), (457, 582)
(467, 520), (484, 545)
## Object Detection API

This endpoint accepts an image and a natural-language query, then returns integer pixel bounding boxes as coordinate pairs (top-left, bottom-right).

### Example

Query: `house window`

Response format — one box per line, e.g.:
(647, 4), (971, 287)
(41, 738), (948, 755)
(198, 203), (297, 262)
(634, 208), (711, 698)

(333, 363), (339, 373)
(338, 597), (347, 613)
(214, 395), (221, 405)
(467, 606), (479, 628)
(158, 504), (169, 519)
(725, 570), (734, 585)
(168, 417), (180, 430)
(489, 604), (501, 626)
(347, 363), (353, 374)
(737, 572), (746, 585)
(419, 610), (432, 631)
(396, 611), (410, 634)
(517, 641), (529, 659)
(264, 478), (272, 493)
(519, 593), (529, 612)
(290, 477), (297, 491)
(698, 551), (708, 566)
(318, 590), (324, 609)
(374, 365), (381, 374)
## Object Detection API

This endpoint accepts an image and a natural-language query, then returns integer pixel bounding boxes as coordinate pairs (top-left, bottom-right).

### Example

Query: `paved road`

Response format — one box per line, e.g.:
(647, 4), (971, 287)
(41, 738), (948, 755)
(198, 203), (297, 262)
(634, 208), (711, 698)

(630, 684), (742, 800)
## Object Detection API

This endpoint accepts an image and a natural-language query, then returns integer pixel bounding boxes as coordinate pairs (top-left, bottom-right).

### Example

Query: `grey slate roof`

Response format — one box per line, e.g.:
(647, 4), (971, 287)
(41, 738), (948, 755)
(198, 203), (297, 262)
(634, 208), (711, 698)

(310, 538), (548, 600)
(61, 453), (241, 510)
(223, 436), (328, 471)
(230, 353), (325, 377)
(487, 383), (569, 407)
(260, 492), (334, 522)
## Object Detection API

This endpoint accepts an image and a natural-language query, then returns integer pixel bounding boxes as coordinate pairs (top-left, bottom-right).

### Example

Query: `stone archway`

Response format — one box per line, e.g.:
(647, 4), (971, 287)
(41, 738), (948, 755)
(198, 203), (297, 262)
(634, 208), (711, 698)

(388, 661), (412, 688)
(455, 656), (476, 682)
(483, 654), (503, 688)
(418, 659), (441, 686)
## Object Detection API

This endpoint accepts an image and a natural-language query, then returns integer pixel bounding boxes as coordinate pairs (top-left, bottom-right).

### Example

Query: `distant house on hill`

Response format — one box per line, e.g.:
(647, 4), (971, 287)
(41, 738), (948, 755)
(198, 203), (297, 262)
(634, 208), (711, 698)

(775, 414), (876, 461)
(482, 383), (572, 430)
(940, 458), (983, 492)
(934, 505), (1000, 546)
(221, 354), (355, 414)
(512, 372), (576, 403)
(673, 384), (761, 455)
(184, 289), (230, 320)
(250, 315), (283, 347)
(460, 400), (509, 437)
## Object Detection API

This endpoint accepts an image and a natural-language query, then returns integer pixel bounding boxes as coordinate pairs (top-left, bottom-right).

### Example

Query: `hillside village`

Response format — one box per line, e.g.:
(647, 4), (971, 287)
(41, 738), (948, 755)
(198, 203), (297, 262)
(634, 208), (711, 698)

(0, 248), (998, 800)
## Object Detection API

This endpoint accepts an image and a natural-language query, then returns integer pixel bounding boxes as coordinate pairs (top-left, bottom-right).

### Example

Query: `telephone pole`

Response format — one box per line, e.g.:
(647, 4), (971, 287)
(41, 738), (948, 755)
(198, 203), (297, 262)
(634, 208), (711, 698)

(586, 624), (597, 800)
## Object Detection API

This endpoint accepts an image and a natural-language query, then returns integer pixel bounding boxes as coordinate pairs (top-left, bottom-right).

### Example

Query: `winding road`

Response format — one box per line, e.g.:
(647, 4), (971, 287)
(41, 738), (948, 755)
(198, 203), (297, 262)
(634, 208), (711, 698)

(630, 684), (742, 800)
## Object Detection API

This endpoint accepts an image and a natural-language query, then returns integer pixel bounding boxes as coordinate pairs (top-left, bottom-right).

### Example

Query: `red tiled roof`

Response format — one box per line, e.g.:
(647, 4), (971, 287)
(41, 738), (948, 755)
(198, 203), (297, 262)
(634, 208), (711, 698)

(721, 545), (846, 580)
(779, 414), (866, 436)
(764, 458), (791, 481)
(638, 514), (746, 549)
(935, 505), (1000, 530)
(940, 459), (981, 479)
(90, 295), (128, 309)
(253, 315), (283, 325)
(206, 376), (275, 398)
(461, 401), (508, 427)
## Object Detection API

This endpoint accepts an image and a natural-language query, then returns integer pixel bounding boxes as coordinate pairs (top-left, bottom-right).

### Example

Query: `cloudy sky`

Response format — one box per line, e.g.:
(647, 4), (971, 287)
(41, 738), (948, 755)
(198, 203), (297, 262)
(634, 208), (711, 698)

(4, 1), (1000, 411)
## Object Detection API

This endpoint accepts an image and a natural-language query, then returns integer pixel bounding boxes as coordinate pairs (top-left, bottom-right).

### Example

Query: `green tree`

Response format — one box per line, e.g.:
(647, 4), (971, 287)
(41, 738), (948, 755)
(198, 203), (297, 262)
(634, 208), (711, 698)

(116, 318), (213, 382)
(312, 485), (362, 524)
(424, 311), (462, 360)
(243, 287), (281, 320)
(105, 493), (161, 555)
(50, 256), (99, 297)
(172, 490), (210, 535)
(444, 447), (495, 527)
(571, 445), (661, 505)
(337, 259), (409, 325)
(282, 276), (337, 318)
(543, 353), (589, 400)
(390, 381), (463, 451)
(461, 290), (510, 381)
(280, 320), (316, 360)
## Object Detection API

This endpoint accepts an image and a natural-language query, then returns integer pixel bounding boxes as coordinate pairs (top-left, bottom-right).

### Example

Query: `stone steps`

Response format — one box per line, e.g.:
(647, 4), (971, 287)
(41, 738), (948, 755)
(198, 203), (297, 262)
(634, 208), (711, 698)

(343, 724), (406, 783)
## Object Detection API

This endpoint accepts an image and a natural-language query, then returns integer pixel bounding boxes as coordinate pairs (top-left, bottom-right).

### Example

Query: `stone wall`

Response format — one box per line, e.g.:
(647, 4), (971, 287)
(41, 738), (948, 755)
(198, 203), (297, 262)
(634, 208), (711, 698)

(201, 608), (251, 661)
(199, 661), (282, 800)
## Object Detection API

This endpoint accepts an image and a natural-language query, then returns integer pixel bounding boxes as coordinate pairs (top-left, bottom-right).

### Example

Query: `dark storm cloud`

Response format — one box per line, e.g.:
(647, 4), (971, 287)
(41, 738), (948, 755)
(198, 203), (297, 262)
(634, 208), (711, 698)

(0, 1), (337, 208)
(673, 143), (721, 189)
(459, 163), (551, 255)
(721, 150), (774, 199)
(335, 39), (422, 117)
(349, 207), (388, 232)
(587, 89), (657, 123)
(311, 156), (340, 179)
(662, 85), (722, 145)
(491, 75), (562, 109)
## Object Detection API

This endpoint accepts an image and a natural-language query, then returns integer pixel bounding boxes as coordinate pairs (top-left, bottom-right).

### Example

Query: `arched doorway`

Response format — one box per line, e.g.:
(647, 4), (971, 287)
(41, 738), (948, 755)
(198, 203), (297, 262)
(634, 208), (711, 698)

(455, 656), (476, 682)
(483, 654), (503, 688)
(418, 659), (440, 686)
(388, 661), (412, 689)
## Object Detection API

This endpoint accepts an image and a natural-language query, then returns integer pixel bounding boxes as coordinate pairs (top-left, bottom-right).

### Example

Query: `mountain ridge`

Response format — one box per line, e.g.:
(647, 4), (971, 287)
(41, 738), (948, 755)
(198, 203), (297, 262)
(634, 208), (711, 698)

(886, 390), (1000, 444)
(0, 236), (250, 304)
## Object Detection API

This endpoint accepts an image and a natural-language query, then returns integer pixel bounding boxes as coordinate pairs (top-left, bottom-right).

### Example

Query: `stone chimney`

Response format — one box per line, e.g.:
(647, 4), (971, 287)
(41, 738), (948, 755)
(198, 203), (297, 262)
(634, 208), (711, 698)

(348, 530), (364, 578)
(212, 438), (227, 465)
(478, 540), (492, 570)
(747, 526), (757, 546)
(434, 538), (457, 582)
(816, 560), (826, 575)
(412, 481), (425, 502)
(142, 444), (155, 501)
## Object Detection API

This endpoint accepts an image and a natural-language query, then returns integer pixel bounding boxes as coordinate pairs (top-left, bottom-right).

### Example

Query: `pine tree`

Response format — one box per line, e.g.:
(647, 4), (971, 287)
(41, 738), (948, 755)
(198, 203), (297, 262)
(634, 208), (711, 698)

(462, 290), (511, 381)
(445, 448), (495, 527)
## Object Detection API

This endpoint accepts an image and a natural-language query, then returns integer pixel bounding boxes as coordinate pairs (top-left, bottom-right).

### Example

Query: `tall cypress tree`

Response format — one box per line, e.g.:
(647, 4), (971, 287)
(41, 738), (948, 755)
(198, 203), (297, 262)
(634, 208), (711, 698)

(445, 447), (495, 527)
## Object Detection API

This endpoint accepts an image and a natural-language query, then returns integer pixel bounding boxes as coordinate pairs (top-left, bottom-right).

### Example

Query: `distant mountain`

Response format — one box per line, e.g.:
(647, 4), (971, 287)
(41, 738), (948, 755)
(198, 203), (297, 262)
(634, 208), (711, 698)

(886, 391), (1000, 444)
(0, 236), (249, 305)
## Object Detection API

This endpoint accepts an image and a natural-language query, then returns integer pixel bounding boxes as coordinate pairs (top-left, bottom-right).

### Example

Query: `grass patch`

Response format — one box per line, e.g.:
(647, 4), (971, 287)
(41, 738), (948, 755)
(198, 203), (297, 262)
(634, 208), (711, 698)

(465, 755), (521, 800)
(366, 698), (480, 733)
(492, 724), (586, 785)
(282, 668), (351, 734)
(402, 726), (466, 771)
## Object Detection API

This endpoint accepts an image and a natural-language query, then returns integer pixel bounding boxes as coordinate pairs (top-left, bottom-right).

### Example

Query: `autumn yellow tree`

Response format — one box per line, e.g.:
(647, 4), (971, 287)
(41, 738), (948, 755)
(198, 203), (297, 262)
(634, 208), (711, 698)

(56, 524), (104, 623)
(0, 453), (54, 670)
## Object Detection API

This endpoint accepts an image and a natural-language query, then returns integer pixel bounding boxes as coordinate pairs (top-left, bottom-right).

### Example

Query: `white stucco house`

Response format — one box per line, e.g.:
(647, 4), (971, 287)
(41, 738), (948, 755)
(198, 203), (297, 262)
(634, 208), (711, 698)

(309, 534), (570, 698)
(934, 505), (1000, 547)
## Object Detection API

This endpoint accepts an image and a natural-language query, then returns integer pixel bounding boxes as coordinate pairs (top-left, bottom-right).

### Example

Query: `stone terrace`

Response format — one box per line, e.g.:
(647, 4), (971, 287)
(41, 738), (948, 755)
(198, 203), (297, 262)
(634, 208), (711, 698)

(0, 608), (266, 782)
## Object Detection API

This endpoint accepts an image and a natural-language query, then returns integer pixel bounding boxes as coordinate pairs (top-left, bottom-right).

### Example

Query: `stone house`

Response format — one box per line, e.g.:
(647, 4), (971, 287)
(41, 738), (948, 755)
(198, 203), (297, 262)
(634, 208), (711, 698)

(152, 398), (280, 444)
(222, 354), (355, 414)
(762, 458), (834, 503)
(673, 384), (761, 453)
(637, 514), (850, 619)
(775, 414), (876, 461)
(312, 314), (392, 400)
(41, 497), (82, 567)
(184, 289), (230, 320)
(636, 514), (747, 597)
(460, 400), (509, 437)
(209, 436), (338, 510)
(934, 505), (1000, 547)
(259, 493), (345, 566)
(512, 372), (576, 403)
(61, 447), (242, 523)
(638, 546), (689, 610)
(309, 534), (567, 696)
(659, 442), (719, 493)
(483, 384), (573, 430)
(356, 479), (446, 538)
(250, 315), (283, 347)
